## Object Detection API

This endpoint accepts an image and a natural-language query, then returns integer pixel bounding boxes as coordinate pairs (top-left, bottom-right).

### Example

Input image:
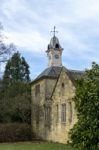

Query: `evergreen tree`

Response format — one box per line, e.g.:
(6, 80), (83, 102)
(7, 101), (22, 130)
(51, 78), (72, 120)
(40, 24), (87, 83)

(3, 52), (30, 87)
(70, 62), (99, 150)
(0, 52), (31, 124)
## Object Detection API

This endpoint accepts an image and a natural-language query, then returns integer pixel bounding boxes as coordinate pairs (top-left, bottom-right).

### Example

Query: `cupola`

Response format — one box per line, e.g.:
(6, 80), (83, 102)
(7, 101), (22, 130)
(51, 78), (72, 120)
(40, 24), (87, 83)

(46, 26), (63, 67)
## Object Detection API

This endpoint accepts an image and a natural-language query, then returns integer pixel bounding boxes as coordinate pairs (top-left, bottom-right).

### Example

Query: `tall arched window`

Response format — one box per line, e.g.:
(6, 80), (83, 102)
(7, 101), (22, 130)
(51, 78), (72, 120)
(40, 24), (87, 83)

(61, 83), (65, 96)
(56, 104), (59, 123)
(61, 103), (66, 123)
(35, 84), (40, 96)
(68, 102), (72, 123)
(45, 107), (51, 128)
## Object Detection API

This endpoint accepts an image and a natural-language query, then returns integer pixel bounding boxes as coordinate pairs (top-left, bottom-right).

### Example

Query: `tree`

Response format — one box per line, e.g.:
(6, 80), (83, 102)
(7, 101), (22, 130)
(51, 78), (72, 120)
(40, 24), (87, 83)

(0, 82), (31, 124)
(0, 52), (31, 124)
(0, 22), (15, 75)
(3, 52), (30, 87)
(70, 62), (99, 150)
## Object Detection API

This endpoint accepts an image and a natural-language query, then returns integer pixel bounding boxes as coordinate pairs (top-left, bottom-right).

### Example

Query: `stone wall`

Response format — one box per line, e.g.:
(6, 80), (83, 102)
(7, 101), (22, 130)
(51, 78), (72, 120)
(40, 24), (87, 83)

(31, 80), (46, 139)
(31, 68), (77, 143)
(31, 78), (57, 140)
(46, 68), (77, 143)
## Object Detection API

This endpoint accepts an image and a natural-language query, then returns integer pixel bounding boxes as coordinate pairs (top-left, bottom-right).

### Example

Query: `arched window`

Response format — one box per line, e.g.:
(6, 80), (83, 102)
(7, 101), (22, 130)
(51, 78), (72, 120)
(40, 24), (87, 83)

(55, 43), (59, 48)
(62, 83), (64, 88)
(35, 84), (40, 96)
(61, 103), (66, 122)
(62, 83), (65, 96)
(56, 104), (59, 123)
(68, 102), (72, 123)
(48, 45), (50, 49)
(36, 106), (39, 125)
(45, 107), (51, 127)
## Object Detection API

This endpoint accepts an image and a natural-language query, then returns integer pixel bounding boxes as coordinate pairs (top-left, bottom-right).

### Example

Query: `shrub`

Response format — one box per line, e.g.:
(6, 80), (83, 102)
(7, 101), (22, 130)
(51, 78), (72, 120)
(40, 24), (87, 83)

(70, 62), (99, 150)
(0, 123), (32, 142)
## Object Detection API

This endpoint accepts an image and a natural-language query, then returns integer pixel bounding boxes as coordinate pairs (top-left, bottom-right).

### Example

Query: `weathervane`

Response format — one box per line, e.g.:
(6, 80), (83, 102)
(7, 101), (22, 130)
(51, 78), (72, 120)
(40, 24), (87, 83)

(51, 26), (58, 37)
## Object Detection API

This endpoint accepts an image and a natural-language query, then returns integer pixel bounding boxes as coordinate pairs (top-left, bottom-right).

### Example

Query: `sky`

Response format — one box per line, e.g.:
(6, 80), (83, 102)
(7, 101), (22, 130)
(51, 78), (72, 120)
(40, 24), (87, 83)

(0, 0), (99, 80)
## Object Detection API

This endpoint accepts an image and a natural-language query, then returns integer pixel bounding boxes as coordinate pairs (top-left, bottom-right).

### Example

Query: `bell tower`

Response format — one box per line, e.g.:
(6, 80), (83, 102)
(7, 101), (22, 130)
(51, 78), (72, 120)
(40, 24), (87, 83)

(46, 26), (63, 67)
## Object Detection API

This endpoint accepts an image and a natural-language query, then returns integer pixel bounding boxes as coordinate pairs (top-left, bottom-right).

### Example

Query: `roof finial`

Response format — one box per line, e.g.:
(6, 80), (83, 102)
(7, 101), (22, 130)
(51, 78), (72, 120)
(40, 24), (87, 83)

(51, 26), (58, 37)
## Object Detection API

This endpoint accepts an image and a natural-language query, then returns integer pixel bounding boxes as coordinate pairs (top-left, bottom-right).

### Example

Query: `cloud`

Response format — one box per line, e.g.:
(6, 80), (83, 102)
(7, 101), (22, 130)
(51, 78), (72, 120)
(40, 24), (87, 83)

(0, 0), (26, 18)
(4, 30), (48, 52)
(1, 0), (99, 78)
(72, 0), (99, 20)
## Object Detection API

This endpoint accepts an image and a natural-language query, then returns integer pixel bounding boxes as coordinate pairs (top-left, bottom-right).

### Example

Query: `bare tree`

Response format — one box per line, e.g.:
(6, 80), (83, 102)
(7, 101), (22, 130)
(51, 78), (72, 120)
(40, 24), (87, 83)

(0, 23), (15, 76)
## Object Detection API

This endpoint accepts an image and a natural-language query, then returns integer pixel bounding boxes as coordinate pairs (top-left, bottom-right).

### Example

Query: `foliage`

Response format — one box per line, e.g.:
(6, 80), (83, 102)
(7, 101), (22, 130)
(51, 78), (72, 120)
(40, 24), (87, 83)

(70, 62), (99, 150)
(0, 52), (31, 124)
(0, 82), (31, 124)
(3, 52), (30, 86)
(0, 123), (32, 142)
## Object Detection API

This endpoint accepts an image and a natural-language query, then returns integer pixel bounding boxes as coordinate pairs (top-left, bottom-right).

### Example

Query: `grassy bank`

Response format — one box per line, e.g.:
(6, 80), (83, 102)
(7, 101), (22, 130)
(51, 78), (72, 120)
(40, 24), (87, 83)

(0, 142), (75, 150)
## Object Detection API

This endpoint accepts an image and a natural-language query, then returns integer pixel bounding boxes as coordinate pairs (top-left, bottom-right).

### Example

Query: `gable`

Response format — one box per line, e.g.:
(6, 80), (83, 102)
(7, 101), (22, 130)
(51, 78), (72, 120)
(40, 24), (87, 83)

(31, 66), (83, 100)
(52, 67), (76, 100)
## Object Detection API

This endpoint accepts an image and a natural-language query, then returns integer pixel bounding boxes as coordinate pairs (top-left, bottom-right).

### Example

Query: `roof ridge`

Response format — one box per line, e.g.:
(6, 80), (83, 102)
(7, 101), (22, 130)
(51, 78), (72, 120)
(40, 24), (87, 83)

(47, 66), (53, 75)
(51, 67), (58, 75)
(67, 69), (84, 73)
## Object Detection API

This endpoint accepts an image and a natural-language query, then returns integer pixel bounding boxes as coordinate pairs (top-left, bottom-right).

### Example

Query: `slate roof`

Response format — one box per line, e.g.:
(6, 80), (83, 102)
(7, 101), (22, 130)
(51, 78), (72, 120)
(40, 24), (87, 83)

(66, 69), (84, 85)
(31, 66), (84, 84)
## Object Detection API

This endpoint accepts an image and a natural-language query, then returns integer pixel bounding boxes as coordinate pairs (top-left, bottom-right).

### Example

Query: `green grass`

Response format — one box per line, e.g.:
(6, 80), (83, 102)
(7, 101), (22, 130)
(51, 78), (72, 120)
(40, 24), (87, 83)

(0, 142), (74, 150)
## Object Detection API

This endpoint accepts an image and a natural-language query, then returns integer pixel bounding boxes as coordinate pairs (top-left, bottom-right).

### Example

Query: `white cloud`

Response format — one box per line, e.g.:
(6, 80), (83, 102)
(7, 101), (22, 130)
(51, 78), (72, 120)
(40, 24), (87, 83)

(72, 0), (99, 20)
(1, 0), (99, 77)
(4, 31), (48, 52)
(0, 0), (26, 18)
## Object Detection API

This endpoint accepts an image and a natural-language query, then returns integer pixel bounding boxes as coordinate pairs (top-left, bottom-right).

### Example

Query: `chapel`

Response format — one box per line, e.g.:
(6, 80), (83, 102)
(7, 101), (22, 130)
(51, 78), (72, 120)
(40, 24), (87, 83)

(31, 27), (83, 143)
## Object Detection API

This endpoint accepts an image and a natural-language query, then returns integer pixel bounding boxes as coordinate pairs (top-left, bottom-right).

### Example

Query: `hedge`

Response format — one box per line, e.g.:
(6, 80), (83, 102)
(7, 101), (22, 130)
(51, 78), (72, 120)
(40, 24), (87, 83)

(0, 123), (32, 142)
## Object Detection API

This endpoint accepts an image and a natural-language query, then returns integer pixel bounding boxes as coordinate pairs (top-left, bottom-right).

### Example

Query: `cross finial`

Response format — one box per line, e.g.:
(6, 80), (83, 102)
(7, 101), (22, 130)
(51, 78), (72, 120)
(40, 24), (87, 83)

(51, 26), (58, 37)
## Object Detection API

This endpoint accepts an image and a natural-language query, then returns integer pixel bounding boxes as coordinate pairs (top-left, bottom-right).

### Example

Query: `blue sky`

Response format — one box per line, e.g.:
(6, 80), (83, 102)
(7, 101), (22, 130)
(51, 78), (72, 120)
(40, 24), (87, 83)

(1, 0), (99, 79)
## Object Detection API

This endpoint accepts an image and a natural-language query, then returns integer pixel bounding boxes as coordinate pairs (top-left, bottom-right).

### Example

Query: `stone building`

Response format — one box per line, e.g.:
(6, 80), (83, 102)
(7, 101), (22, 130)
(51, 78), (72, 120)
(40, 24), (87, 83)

(31, 30), (83, 143)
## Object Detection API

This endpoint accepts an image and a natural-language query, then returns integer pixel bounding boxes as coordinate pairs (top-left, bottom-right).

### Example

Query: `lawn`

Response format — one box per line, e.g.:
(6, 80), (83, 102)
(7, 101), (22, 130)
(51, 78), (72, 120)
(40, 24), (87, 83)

(0, 142), (75, 150)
